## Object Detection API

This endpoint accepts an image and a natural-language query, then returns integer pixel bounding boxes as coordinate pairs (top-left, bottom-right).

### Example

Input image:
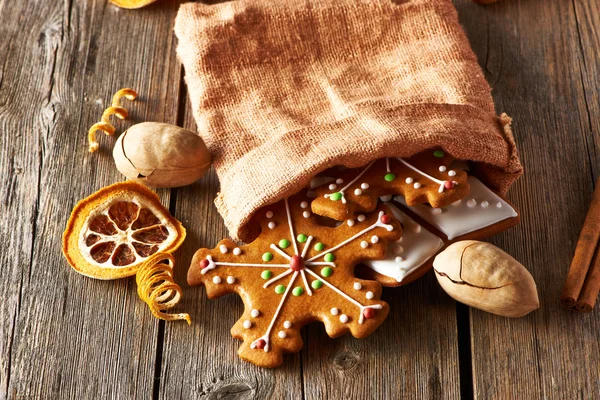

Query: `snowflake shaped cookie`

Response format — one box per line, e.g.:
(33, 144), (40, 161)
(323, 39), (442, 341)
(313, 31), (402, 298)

(310, 149), (470, 221)
(188, 194), (402, 367)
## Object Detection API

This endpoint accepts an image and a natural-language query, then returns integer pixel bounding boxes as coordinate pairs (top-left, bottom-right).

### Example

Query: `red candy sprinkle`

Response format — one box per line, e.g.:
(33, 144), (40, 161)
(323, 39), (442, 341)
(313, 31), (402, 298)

(200, 259), (210, 269)
(255, 339), (266, 349)
(363, 308), (375, 319)
(444, 180), (455, 190)
(380, 214), (392, 224)
(290, 255), (304, 271)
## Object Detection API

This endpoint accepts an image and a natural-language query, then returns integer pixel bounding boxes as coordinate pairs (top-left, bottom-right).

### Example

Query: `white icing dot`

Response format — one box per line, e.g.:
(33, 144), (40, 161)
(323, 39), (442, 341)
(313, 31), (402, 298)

(226, 276), (235, 284)
(496, 202), (503, 208)
(251, 309), (260, 318)
(398, 236), (403, 242)
(452, 200), (462, 207)
(380, 195), (393, 202)
(371, 235), (379, 244)
(212, 276), (222, 284)
(360, 241), (369, 249)
(266, 211), (273, 218)
(439, 166), (447, 172)
(361, 183), (369, 190)
(413, 182), (422, 189)
(354, 282), (362, 290)
(303, 210), (311, 218)
(467, 199), (477, 208)
(278, 331), (287, 338)
(330, 308), (339, 315)
(339, 314), (349, 323)
(219, 245), (228, 254)
(412, 225), (421, 233)
(448, 170), (457, 177)
(405, 177), (414, 184)
(283, 321), (292, 329)
(268, 221), (276, 229)
(300, 201), (308, 209)
(357, 215), (366, 222)
(336, 178), (344, 184)
(347, 219), (355, 227)
(233, 247), (241, 256)
(481, 201), (489, 208)
(395, 256), (404, 262)
(329, 184), (337, 190)
(366, 291), (374, 300)
(394, 245), (404, 255)
(432, 208), (442, 215)
(243, 320), (252, 329)
(354, 188), (363, 196)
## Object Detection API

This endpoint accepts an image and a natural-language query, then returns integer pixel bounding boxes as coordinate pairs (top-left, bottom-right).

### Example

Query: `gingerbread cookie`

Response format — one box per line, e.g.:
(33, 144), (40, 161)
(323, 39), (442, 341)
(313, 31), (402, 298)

(310, 150), (470, 221)
(357, 176), (520, 287)
(188, 195), (401, 368)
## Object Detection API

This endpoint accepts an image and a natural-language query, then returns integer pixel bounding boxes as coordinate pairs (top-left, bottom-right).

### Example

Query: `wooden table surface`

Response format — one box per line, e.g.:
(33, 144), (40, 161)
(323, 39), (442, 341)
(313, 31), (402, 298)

(2, 0), (600, 398)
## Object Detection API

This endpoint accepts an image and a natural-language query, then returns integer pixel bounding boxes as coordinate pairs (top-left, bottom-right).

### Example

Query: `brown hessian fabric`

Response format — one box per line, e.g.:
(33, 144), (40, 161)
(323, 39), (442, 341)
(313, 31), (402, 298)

(175, 0), (522, 242)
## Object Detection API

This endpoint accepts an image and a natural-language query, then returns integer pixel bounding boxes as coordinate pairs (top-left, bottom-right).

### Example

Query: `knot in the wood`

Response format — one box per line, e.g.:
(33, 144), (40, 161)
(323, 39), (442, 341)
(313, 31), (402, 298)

(206, 382), (254, 400)
(332, 349), (360, 371)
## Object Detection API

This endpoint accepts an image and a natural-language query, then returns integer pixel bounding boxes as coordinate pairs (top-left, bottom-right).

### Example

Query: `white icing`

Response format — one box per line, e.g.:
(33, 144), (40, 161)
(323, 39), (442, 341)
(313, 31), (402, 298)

(366, 291), (374, 300)
(303, 210), (311, 218)
(466, 199), (476, 208)
(360, 241), (368, 249)
(227, 276), (236, 284)
(397, 158), (457, 193)
(233, 247), (241, 255)
(496, 202), (502, 208)
(325, 161), (374, 204)
(243, 320), (252, 329)
(413, 182), (421, 189)
(354, 282), (362, 290)
(336, 178), (344, 184)
(405, 177), (413, 184)
(395, 176), (518, 240)
(481, 201), (489, 208)
(251, 309), (260, 318)
(219, 245), (228, 254)
(357, 215), (366, 222)
(448, 170), (456, 177)
(212, 276), (222, 284)
(364, 203), (443, 282)
(266, 211), (273, 218)
(432, 208), (442, 215)
(329, 184), (337, 190)
(268, 221), (276, 229)
(347, 219), (355, 227)
(361, 183), (369, 190)
(339, 314), (349, 323)
(310, 176), (335, 189)
(371, 235), (379, 244)
(331, 308), (339, 315)
(283, 321), (292, 329)
(439, 166), (447, 172)
(452, 200), (462, 207)
(300, 201), (308, 209)
(278, 331), (287, 338)
(354, 189), (362, 196)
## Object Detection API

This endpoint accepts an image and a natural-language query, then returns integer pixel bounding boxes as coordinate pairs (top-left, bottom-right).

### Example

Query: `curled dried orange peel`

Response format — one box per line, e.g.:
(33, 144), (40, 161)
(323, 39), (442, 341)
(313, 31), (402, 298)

(110, 0), (158, 9)
(88, 88), (137, 153)
(137, 253), (191, 324)
(62, 181), (185, 280)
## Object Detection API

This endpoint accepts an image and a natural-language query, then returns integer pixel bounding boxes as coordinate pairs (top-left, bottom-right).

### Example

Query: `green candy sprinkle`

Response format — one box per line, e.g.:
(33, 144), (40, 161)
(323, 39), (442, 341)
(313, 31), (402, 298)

(384, 173), (396, 182)
(262, 252), (273, 262)
(279, 239), (290, 249)
(330, 192), (342, 201)
(292, 287), (304, 296)
(314, 242), (325, 251)
(311, 280), (323, 290)
(321, 267), (333, 277)
(297, 234), (308, 243)
(433, 150), (445, 158)
(275, 285), (286, 294)
(324, 253), (335, 262)
(261, 270), (272, 280)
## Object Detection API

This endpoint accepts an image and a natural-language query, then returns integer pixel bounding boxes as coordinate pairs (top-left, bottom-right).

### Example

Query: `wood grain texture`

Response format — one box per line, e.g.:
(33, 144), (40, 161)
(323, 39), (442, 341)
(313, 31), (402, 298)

(456, 0), (600, 398)
(0, 0), (182, 398)
(1, 0), (600, 398)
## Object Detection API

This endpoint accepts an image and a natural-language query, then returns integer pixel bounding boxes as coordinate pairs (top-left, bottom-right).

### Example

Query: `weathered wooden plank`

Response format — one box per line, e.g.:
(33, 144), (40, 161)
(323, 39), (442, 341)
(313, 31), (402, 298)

(0, 0), (182, 398)
(455, 0), (600, 398)
(157, 93), (304, 398)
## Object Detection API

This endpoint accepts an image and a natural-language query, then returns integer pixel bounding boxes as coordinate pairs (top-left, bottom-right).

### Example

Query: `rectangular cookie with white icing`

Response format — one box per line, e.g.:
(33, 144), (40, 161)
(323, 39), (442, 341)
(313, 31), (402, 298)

(356, 176), (520, 287)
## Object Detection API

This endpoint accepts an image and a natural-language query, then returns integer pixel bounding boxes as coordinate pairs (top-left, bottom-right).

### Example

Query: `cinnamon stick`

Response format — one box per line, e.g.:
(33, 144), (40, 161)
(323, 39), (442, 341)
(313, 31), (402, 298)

(561, 178), (600, 309)
(576, 247), (600, 312)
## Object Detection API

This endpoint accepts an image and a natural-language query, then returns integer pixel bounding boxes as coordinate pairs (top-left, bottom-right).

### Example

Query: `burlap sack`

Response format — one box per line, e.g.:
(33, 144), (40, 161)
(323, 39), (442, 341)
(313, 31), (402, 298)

(175, 0), (522, 242)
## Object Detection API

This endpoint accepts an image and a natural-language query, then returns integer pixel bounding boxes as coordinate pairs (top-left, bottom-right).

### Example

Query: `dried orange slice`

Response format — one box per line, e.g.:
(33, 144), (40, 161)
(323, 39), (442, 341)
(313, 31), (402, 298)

(63, 182), (185, 280)
(109, 0), (158, 9)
